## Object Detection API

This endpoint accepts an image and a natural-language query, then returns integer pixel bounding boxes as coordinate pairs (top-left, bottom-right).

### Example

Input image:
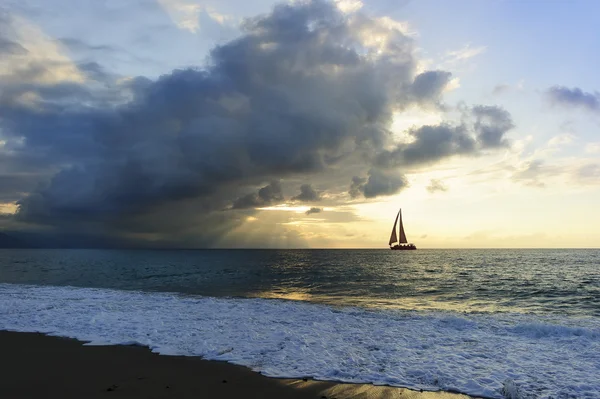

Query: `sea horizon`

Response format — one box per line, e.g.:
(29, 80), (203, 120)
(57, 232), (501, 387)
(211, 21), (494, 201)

(2, 246), (600, 250)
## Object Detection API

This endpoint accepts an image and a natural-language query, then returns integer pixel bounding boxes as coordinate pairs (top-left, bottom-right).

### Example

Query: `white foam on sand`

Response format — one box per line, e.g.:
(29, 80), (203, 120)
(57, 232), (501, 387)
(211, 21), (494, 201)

(1, 283), (599, 399)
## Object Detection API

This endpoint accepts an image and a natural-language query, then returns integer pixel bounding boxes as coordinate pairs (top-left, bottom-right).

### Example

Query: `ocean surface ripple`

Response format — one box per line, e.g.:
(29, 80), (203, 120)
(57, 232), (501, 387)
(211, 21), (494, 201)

(1, 249), (599, 398)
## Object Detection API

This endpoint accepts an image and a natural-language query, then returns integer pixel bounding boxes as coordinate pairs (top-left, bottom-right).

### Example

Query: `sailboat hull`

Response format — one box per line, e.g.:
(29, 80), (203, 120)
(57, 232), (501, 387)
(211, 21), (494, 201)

(390, 244), (417, 250)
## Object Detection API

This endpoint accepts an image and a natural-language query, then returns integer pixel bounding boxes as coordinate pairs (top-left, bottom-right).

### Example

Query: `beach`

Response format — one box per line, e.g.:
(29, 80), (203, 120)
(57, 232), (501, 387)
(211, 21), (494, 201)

(1, 331), (471, 399)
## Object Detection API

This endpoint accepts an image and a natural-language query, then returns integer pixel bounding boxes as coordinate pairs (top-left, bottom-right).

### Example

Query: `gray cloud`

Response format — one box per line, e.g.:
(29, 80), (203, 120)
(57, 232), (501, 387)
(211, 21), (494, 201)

(0, 173), (44, 203)
(375, 105), (513, 168)
(231, 181), (284, 209)
(426, 179), (448, 193)
(472, 105), (513, 148)
(350, 169), (408, 198)
(59, 38), (116, 53)
(3, 1), (421, 226)
(363, 169), (408, 198)
(0, 38), (27, 55)
(0, 0), (515, 247)
(411, 70), (452, 104)
(546, 86), (600, 112)
(377, 124), (475, 167)
(292, 184), (321, 202)
(349, 176), (367, 199)
(305, 207), (322, 215)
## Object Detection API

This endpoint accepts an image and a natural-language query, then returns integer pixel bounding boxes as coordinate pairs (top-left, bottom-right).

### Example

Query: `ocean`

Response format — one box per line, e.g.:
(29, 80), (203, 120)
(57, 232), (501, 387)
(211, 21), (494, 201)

(1, 248), (599, 398)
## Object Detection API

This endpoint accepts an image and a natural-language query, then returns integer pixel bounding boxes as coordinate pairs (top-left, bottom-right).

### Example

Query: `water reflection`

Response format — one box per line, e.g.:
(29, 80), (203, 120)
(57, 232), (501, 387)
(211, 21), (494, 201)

(253, 288), (315, 302)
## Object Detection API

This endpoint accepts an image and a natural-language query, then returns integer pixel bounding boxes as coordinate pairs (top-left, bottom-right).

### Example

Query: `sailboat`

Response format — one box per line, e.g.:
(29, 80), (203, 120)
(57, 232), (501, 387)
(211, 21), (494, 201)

(389, 208), (416, 250)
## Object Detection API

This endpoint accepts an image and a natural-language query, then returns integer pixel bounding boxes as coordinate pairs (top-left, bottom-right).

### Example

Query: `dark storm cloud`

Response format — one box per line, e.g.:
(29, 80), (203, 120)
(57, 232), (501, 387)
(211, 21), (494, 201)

(0, 0), (515, 246)
(231, 181), (284, 209)
(546, 86), (600, 112)
(3, 1), (421, 224)
(0, 174), (43, 202)
(292, 184), (321, 202)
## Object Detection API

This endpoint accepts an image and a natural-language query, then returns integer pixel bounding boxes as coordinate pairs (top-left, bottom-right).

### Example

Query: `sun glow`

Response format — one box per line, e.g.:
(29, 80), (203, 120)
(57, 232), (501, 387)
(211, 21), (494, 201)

(0, 203), (18, 214)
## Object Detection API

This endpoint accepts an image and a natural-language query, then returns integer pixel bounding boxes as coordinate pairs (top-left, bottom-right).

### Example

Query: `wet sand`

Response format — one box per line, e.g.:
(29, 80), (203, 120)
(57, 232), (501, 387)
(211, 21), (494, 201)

(0, 331), (472, 399)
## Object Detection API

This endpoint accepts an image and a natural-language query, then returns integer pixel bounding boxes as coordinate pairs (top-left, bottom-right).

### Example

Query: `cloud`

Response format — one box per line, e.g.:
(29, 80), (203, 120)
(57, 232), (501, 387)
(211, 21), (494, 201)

(348, 176), (367, 199)
(5, 1), (423, 220)
(0, 14), (85, 85)
(0, 38), (27, 55)
(410, 70), (452, 104)
(443, 44), (486, 65)
(376, 124), (474, 167)
(58, 37), (115, 53)
(334, 0), (364, 13)
(350, 169), (408, 198)
(375, 106), (513, 168)
(508, 156), (600, 189)
(426, 179), (448, 193)
(292, 184), (321, 202)
(492, 80), (524, 95)
(576, 163), (600, 184)
(546, 86), (600, 112)
(0, 0), (515, 247)
(231, 181), (284, 209)
(472, 105), (513, 148)
(305, 207), (322, 215)
(511, 159), (550, 188)
(157, 0), (233, 33)
(547, 133), (575, 148)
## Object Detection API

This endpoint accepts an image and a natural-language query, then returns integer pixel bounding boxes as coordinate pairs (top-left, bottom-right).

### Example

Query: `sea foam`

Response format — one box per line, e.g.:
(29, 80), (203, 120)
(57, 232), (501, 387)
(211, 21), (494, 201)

(1, 283), (599, 399)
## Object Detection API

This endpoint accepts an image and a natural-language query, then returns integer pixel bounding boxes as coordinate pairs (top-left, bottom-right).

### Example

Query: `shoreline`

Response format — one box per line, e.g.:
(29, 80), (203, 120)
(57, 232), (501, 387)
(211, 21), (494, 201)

(1, 330), (473, 399)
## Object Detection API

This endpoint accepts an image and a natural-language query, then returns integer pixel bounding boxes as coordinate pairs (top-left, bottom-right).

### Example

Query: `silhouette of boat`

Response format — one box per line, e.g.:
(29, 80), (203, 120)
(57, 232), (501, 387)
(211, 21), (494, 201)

(389, 208), (416, 250)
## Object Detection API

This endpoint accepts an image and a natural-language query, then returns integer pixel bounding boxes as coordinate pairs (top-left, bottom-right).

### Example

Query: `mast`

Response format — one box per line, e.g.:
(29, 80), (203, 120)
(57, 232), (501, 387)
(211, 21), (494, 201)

(388, 209), (400, 246)
(398, 209), (408, 244)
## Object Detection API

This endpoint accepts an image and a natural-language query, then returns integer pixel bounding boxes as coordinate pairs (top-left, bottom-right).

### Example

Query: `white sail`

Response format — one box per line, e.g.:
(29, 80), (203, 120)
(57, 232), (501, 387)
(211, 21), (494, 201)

(398, 209), (408, 244)
(388, 210), (400, 245)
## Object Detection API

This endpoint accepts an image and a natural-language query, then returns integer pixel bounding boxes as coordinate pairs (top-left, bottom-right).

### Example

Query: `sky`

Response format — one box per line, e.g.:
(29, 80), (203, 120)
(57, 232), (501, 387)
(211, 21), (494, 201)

(0, 0), (599, 248)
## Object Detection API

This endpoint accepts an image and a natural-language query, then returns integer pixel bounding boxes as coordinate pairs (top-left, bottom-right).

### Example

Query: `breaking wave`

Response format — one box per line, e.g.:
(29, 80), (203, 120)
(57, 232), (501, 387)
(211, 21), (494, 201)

(1, 283), (599, 399)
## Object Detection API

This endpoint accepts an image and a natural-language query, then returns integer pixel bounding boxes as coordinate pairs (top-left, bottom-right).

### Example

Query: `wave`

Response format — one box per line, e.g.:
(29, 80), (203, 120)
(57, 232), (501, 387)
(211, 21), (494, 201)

(1, 283), (599, 399)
